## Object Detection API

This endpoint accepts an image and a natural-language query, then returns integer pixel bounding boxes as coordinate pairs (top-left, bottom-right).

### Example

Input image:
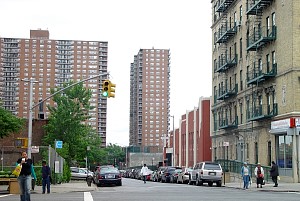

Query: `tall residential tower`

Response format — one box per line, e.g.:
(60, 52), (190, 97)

(0, 29), (108, 147)
(129, 48), (170, 149)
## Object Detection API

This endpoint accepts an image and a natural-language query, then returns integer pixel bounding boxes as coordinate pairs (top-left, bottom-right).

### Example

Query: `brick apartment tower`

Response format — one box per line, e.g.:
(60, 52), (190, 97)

(129, 48), (170, 150)
(0, 29), (109, 147)
(211, 0), (300, 182)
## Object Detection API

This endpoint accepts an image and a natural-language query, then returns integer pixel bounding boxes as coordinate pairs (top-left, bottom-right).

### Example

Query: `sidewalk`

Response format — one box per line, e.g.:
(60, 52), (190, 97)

(224, 181), (300, 192)
(32, 181), (97, 194)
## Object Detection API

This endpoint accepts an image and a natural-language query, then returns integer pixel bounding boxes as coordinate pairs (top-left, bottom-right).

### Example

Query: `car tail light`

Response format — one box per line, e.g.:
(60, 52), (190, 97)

(165, 173), (169, 176)
(118, 174), (122, 178)
(175, 174), (178, 176)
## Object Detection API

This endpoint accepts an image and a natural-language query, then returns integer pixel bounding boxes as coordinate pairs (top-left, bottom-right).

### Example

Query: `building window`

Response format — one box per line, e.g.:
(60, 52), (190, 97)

(239, 38), (242, 58)
(276, 135), (292, 168)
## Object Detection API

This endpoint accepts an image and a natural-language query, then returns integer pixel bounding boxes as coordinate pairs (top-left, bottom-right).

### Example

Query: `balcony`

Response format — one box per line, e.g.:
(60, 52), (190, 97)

(247, 26), (276, 51)
(219, 116), (238, 129)
(215, 54), (238, 73)
(247, 63), (277, 85)
(216, 23), (237, 43)
(247, 103), (278, 121)
(246, 0), (274, 15)
(216, 0), (235, 12)
(216, 83), (238, 100)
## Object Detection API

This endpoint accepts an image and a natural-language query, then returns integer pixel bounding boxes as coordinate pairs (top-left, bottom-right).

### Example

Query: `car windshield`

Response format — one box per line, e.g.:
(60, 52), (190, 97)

(186, 168), (193, 172)
(174, 169), (182, 173)
(100, 168), (119, 174)
(204, 164), (221, 170)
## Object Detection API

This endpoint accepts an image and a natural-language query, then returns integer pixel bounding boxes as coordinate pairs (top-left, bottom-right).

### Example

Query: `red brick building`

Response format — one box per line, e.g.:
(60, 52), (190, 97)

(169, 97), (211, 168)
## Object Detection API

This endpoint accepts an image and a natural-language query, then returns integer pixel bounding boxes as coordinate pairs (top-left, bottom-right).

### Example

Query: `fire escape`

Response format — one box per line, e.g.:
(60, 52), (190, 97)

(214, 0), (238, 130)
(245, 0), (277, 121)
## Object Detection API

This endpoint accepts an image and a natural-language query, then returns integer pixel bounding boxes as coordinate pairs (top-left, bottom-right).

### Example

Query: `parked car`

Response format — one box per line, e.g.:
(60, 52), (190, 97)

(161, 167), (182, 183)
(170, 168), (182, 183)
(94, 168), (122, 187)
(93, 165), (115, 183)
(190, 162), (223, 187)
(70, 167), (93, 180)
(177, 167), (193, 184)
(155, 166), (168, 182)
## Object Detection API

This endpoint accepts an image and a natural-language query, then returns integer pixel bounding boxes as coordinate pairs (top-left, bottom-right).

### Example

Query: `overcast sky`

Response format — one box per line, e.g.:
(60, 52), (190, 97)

(1, 0), (212, 146)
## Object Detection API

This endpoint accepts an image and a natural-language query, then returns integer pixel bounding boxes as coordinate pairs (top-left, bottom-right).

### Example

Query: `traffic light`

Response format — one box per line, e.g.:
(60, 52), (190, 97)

(108, 81), (116, 98)
(102, 80), (109, 97)
(15, 138), (28, 148)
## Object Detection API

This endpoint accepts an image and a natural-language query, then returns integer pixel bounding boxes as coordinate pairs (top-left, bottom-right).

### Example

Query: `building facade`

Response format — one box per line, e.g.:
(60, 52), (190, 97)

(169, 97), (211, 168)
(211, 0), (300, 182)
(129, 48), (170, 149)
(0, 30), (109, 147)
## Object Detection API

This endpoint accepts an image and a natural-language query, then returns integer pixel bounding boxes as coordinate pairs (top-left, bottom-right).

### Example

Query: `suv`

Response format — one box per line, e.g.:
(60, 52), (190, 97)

(190, 162), (223, 187)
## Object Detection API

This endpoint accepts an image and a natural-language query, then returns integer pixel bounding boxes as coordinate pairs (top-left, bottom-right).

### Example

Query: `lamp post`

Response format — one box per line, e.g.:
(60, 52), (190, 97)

(23, 73), (109, 158)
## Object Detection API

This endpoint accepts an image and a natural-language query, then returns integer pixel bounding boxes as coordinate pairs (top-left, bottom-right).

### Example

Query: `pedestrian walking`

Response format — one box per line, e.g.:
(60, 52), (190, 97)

(16, 151), (33, 201)
(41, 160), (51, 194)
(254, 163), (264, 188)
(270, 161), (279, 187)
(240, 162), (251, 189)
(140, 164), (149, 184)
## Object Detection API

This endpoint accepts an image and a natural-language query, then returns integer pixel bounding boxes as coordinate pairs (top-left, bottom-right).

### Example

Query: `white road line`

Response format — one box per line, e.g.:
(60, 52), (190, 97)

(84, 192), (94, 201)
(0, 194), (12, 198)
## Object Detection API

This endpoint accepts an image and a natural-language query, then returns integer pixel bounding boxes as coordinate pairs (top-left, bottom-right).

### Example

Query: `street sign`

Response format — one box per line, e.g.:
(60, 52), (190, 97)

(223, 142), (229, 146)
(31, 146), (39, 153)
(56, 141), (63, 149)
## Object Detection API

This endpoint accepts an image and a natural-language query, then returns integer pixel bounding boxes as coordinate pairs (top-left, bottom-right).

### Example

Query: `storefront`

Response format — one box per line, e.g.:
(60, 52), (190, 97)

(270, 118), (300, 183)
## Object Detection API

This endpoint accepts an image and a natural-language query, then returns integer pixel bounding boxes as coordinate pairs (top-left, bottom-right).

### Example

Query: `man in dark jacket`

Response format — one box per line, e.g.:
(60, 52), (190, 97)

(41, 161), (51, 194)
(270, 161), (279, 187)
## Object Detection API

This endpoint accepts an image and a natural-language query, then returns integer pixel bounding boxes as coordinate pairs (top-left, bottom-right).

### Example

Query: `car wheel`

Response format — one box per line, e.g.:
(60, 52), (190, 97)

(208, 181), (213, 187)
(199, 179), (203, 186)
(117, 181), (122, 186)
(97, 183), (101, 187)
(216, 181), (222, 187)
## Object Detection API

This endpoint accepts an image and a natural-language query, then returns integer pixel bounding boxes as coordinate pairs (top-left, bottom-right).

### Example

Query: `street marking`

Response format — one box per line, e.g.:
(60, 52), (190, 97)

(84, 192), (94, 201)
(0, 194), (12, 198)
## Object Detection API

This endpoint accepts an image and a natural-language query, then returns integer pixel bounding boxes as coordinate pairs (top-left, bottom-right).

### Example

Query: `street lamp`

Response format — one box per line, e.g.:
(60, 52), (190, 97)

(23, 73), (109, 158)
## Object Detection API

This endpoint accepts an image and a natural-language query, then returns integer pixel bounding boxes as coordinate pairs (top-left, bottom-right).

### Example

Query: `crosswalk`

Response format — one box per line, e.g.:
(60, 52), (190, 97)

(84, 192), (93, 201)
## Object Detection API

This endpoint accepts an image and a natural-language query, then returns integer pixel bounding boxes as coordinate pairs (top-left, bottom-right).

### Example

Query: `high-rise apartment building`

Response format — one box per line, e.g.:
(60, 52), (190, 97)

(129, 48), (170, 148)
(211, 0), (300, 182)
(0, 29), (108, 147)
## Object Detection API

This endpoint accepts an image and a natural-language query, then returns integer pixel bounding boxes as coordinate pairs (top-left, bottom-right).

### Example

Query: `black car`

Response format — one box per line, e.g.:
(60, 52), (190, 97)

(94, 168), (122, 187)
(161, 167), (182, 183)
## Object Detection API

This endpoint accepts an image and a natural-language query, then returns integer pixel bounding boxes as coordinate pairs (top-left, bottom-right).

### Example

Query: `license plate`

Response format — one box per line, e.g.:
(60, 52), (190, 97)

(107, 175), (114, 178)
(209, 172), (216, 176)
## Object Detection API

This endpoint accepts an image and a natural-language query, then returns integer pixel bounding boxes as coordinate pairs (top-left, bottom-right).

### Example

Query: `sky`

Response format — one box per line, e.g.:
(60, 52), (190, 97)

(0, 0), (212, 147)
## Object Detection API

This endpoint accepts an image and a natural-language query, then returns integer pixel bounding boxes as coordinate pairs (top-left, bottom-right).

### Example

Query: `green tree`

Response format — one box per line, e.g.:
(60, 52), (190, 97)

(43, 81), (95, 165)
(0, 106), (25, 138)
(104, 143), (126, 167)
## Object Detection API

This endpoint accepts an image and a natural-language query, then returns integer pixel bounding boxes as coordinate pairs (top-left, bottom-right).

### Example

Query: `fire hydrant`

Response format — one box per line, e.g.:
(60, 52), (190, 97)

(86, 176), (93, 187)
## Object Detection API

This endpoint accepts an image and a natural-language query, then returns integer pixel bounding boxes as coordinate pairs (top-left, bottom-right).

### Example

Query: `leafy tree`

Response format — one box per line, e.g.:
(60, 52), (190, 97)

(43, 81), (95, 165)
(0, 106), (25, 138)
(104, 143), (126, 167)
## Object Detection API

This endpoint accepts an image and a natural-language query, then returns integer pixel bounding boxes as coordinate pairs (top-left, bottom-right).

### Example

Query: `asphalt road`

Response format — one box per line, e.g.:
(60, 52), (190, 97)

(1, 178), (300, 201)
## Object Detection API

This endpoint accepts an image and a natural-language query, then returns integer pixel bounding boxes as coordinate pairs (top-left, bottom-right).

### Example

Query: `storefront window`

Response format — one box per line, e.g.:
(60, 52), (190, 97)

(277, 135), (293, 168)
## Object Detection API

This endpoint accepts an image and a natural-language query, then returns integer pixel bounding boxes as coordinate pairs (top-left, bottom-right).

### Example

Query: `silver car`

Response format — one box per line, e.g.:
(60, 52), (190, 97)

(194, 162), (223, 187)
(177, 167), (193, 184)
(70, 167), (93, 180)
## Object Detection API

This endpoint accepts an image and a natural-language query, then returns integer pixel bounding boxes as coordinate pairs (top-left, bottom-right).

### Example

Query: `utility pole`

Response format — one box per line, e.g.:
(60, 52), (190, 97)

(23, 73), (109, 158)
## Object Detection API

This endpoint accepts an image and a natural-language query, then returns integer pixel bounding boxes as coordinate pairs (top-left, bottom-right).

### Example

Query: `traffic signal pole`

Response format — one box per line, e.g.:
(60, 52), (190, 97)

(23, 73), (109, 158)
